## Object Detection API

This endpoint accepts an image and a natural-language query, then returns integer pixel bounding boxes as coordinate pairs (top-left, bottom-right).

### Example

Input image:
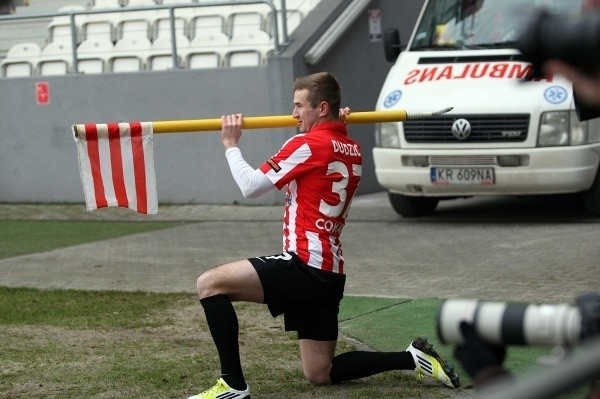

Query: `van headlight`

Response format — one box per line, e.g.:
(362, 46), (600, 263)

(375, 122), (401, 148)
(538, 111), (588, 147)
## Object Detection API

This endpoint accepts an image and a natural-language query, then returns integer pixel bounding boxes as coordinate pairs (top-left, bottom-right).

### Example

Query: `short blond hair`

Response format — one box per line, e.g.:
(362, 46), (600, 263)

(293, 72), (341, 114)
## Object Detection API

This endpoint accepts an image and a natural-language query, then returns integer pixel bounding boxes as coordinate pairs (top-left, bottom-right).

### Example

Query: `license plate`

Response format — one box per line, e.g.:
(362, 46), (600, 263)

(430, 167), (495, 185)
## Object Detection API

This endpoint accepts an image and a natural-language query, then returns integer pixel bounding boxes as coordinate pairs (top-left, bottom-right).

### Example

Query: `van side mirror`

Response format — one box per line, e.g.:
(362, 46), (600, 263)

(383, 28), (402, 62)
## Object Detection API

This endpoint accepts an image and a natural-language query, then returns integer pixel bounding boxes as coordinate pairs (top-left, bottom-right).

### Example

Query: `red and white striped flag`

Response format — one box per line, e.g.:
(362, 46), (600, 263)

(73, 121), (158, 214)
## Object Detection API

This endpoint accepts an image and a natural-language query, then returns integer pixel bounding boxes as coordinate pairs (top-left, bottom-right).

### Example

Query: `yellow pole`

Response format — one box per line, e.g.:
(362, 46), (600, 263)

(151, 110), (412, 134)
(72, 108), (452, 137)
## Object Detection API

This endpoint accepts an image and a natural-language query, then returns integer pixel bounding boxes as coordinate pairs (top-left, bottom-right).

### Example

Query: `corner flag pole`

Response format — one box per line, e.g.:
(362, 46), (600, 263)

(72, 108), (453, 137)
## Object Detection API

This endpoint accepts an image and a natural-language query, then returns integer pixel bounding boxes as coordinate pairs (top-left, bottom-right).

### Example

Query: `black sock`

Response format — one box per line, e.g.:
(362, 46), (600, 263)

(330, 350), (415, 384)
(200, 294), (246, 390)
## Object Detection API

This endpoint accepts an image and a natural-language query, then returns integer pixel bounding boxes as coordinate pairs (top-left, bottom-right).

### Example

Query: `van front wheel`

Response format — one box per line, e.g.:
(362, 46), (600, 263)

(388, 192), (439, 217)
(582, 169), (600, 217)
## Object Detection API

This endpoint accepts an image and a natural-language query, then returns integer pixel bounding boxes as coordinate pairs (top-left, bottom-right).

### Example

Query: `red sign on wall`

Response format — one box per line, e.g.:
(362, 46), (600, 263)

(36, 81), (50, 105)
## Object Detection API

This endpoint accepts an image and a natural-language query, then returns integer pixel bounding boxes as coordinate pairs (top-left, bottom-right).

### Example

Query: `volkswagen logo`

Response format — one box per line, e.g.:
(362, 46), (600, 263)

(451, 118), (471, 140)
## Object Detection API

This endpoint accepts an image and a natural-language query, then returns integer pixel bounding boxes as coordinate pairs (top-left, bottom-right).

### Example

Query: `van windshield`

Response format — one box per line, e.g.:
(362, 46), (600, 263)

(411, 0), (583, 50)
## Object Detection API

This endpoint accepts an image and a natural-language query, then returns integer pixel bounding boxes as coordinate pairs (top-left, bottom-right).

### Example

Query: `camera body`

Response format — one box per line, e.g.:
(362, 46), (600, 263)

(518, 9), (600, 77)
(437, 293), (600, 348)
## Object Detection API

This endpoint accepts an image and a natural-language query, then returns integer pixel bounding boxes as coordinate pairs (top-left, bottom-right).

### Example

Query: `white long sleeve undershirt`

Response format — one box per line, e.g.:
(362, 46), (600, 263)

(225, 147), (274, 198)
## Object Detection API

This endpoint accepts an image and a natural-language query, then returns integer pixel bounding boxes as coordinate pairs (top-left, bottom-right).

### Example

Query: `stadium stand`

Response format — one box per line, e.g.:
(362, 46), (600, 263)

(0, 0), (323, 76)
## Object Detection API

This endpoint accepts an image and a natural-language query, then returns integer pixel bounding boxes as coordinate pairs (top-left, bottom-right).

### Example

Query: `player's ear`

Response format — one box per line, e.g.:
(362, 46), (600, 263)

(318, 100), (330, 117)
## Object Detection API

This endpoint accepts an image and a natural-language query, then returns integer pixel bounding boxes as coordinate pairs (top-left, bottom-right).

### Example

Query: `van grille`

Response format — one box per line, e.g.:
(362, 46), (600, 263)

(428, 155), (497, 165)
(404, 114), (530, 143)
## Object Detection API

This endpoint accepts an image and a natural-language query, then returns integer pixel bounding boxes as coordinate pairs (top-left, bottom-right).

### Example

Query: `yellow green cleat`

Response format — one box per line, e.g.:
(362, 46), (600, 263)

(407, 336), (460, 388)
(187, 377), (250, 399)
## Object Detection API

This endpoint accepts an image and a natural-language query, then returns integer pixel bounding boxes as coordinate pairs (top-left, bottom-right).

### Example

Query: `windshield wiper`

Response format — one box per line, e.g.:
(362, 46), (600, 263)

(411, 43), (484, 51)
(471, 40), (519, 49)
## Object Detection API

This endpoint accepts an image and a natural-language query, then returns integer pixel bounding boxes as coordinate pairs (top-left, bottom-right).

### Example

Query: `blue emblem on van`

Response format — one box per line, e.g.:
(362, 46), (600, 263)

(544, 86), (568, 104)
(383, 90), (402, 108)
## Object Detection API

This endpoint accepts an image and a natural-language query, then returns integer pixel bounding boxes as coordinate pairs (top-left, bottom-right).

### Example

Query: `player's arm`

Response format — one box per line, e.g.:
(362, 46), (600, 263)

(221, 113), (274, 198)
(225, 148), (274, 198)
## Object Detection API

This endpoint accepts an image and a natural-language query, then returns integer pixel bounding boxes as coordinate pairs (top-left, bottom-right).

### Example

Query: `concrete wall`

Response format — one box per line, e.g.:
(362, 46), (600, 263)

(0, 0), (424, 206)
(0, 68), (288, 205)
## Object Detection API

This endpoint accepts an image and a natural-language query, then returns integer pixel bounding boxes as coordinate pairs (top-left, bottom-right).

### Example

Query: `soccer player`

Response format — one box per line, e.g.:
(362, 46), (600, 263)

(187, 72), (459, 399)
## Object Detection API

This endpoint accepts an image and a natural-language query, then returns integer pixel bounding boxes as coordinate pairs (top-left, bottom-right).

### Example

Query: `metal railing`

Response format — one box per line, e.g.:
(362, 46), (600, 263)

(0, 0), (288, 73)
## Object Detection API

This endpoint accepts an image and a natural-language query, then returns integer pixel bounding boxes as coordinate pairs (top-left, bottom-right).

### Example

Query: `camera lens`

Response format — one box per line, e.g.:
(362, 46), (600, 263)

(437, 299), (582, 347)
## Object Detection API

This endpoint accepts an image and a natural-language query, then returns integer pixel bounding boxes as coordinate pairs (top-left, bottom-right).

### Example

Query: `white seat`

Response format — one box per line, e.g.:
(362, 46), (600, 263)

(118, 11), (156, 40)
(91, 0), (121, 9)
(1, 42), (42, 77)
(184, 32), (228, 69)
(147, 35), (189, 70)
(226, 30), (272, 67)
(189, 5), (230, 38)
(82, 11), (119, 42)
(124, 0), (157, 6)
(228, 4), (270, 37)
(153, 9), (188, 40)
(38, 41), (73, 75)
(48, 5), (86, 44)
(109, 36), (152, 72)
(86, 0), (123, 41)
(119, 1), (159, 40)
(155, 0), (197, 39)
(76, 38), (114, 74)
(161, 0), (195, 3)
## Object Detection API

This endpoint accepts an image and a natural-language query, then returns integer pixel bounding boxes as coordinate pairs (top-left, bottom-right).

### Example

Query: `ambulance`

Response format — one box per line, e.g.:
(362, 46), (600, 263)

(373, 0), (600, 216)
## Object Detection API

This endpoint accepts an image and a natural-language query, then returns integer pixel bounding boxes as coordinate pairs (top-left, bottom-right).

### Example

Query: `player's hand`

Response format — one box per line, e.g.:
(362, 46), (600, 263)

(454, 321), (507, 379)
(339, 107), (351, 122)
(221, 113), (243, 149)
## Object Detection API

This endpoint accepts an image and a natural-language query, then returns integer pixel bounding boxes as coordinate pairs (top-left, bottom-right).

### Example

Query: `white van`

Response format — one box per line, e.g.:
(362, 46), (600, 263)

(373, 0), (600, 216)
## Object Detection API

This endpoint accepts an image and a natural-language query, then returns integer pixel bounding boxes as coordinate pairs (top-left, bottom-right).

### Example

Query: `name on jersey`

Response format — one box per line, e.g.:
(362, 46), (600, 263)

(404, 63), (554, 85)
(332, 140), (361, 156)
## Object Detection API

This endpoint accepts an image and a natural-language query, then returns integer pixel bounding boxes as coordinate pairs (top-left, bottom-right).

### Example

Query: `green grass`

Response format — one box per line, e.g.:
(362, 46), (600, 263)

(0, 287), (591, 399)
(0, 288), (447, 399)
(339, 297), (550, 382)
(0, 220), (179, 259)
(0, 220), (592, 398)
(0, 287), (186, 328)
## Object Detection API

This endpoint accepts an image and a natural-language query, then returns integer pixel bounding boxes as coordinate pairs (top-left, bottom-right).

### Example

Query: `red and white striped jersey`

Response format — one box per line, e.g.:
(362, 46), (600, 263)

(258, 121), (362, 274)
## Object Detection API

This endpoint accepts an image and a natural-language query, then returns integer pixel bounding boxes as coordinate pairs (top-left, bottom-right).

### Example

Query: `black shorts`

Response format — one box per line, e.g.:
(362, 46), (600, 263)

(249, 252), (346, 341)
